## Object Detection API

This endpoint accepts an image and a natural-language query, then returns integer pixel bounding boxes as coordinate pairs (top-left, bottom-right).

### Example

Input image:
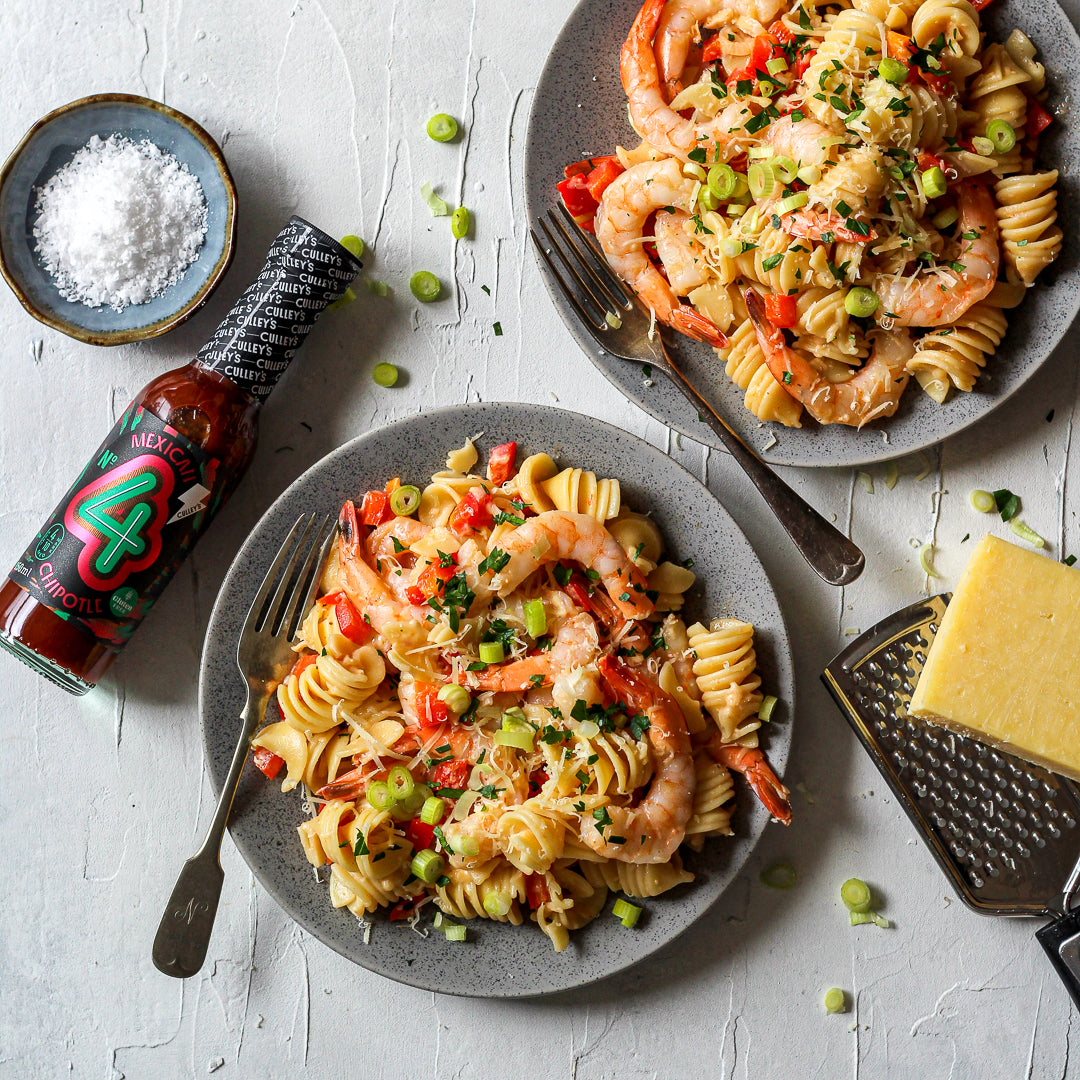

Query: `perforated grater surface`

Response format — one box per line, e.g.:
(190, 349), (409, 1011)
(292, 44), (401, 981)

(823, 595), (1080, 1009)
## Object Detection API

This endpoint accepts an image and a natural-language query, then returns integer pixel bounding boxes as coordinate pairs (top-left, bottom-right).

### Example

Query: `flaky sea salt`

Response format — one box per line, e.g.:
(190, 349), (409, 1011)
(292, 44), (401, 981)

(33, 134), (208, 311)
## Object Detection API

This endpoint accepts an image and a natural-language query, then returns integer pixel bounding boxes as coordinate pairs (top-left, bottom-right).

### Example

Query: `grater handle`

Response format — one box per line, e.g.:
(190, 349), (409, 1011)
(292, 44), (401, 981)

(1036, 908), (1080, 1012)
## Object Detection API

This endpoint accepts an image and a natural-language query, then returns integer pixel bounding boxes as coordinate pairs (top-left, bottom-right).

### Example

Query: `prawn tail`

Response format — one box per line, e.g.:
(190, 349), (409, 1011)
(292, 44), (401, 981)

(621, 0), (666, 84)
(597, 653), (653, 711)
(745, 762), (793, 825)
(744, 288), (798, 392)
(671, 304), (728, 348)
(339, 499), (359, 547)
(316, 766), (365, 802)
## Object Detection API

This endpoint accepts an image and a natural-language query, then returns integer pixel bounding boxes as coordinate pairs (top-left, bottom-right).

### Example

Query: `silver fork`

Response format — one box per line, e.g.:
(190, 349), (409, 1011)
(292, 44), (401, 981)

(532, 205), (865, 587)
(152, 513), (336, 978)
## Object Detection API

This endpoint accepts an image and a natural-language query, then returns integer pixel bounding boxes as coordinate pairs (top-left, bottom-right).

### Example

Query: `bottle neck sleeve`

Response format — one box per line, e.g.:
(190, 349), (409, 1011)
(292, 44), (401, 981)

(194, 216), (361, 403)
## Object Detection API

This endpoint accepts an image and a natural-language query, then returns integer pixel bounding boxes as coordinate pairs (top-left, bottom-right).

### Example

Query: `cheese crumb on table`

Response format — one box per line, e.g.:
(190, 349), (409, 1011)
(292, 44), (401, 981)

(910, 535), (1080, 780)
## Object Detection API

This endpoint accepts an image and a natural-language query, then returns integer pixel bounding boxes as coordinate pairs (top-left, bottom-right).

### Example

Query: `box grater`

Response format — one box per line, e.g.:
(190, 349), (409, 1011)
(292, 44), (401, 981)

(822, 595), (1080, 1009)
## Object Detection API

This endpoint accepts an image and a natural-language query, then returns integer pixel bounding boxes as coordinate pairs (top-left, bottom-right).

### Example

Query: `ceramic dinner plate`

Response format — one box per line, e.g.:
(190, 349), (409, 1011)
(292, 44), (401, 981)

(199, 402), (794, 997)
(523, 0), (1080, 467)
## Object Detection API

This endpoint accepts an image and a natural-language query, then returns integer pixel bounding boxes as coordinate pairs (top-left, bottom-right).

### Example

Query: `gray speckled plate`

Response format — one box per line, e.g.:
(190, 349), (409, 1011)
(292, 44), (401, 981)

(524, 0), (1080, 467)
(199, 402), (794, 997)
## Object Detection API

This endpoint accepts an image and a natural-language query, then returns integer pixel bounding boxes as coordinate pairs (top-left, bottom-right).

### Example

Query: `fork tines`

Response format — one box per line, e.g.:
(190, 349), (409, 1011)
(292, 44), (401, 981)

(531, 204), (637, 336)
(247, 513), (335, 644)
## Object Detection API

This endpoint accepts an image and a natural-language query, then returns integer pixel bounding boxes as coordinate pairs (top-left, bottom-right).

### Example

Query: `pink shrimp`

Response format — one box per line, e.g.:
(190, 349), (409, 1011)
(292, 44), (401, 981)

(704, 730), (791, 824)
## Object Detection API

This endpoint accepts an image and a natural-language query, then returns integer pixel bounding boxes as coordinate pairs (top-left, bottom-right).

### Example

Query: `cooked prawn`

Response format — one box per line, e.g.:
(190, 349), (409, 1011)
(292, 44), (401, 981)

(654, 209), (711, 295)
(746, 288), (914, 427)
(579, 655), (695, 863)
(465, 613), (601, 692)
(622, 0), (760, 164)
(704, 731), (791, 824)
(494, 511), (655, 621)
(655, 0), (789, 97)
(872, 181), (999, 327)
(366, 516), (431, 561)
(337, 501), (416, 631)
(785, 209), (878, 244)
(595, 158), (727, 346)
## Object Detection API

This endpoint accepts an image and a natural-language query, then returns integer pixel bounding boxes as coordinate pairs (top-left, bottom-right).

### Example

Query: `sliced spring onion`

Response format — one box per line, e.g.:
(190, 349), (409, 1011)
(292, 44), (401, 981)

(426, 113), (459, 142)
(919, 543), (940, 578)
(372, 362), (398, 387)
(778, 192), (809, 215)
(748, 161), (778, 200)
(761, 862), (797, 889)
(577, 719), (601, 739)
(389, 484), (421, 516)
(921, 166), (947, 198)
(523, 598), (547, 638)
(766, 56), (789, 76)
(364, 279), (389, 297)
(501, 707), (530, 731)
(433, 911), (448, 930)
(1009, 519), (1046, 548)
(844, 287), (879, 318)
(605, 311), (622, 330)
(367, 780), (395, 811)
(483, 892), (512, 918)
(719, 237), (743, 258)
(391, 787), (428, 821)
(420, 797), (446, 826)
(444, 923), (467, 942)
(388, 765), (415, 801)
(747, 145), (776, 160)
(849, 910), (875, 925)
(410, 271), (442, 302)
(986, 118), (1016, 153)
(773, 155), (798, 183)
(697, 185), (720, 212)
(494, 728), (535, 752)
(478, 640), (505, 664)
(818, 134), (847, 150)
(758, 694), (778, 721)
(421, 181), (449, 217)
(857, 471), (874, 494)
(824, 987), (847, 1013)
(796, 164), (821, 186)
(885, 462), (899, 490)
(971, 135), (995, 156)
(872, 912), (890, 928)
(458, 836), (481, 857)
(682, 161), (708, 182)
(840, 877), (872, 913)
(437, 683), (472, 715)
(879, 56), (908, 84)
(612, 897), (642, 928)
(451, 206), (471, 239)
(931, 207), (959, 230)
(969, 488), (996, 513)
(708, 162), (738, 199)
(411, 849), (444, 883)
(340, 234), (365, 258)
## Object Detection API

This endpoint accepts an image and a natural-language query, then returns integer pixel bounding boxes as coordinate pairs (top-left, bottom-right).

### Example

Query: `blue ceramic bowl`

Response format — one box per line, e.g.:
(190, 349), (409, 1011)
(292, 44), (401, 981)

(0, 93), (237, 345)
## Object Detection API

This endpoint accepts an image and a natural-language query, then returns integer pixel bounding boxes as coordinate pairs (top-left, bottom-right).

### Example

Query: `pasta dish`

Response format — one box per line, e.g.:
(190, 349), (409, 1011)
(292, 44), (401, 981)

(249, 439), (790, 951)
(557, 0), (1061, 428)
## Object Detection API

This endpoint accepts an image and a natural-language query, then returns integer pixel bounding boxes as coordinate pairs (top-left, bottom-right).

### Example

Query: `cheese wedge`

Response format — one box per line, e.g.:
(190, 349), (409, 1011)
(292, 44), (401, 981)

(910, 534), (1080, 781)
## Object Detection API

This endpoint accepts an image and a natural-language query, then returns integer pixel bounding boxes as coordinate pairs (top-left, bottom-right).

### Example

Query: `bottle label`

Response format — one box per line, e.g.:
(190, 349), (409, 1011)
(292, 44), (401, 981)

(8, 404), (220, 649)
(194, 216), (362, 401)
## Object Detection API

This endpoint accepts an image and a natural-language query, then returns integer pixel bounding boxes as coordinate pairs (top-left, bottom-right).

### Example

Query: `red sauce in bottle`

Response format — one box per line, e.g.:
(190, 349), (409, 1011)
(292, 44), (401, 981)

(0, 217), (360, 694)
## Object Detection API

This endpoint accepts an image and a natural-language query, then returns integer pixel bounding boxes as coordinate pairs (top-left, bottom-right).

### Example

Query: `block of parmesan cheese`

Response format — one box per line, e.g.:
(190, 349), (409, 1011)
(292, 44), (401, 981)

(909, 534), (1080, 781)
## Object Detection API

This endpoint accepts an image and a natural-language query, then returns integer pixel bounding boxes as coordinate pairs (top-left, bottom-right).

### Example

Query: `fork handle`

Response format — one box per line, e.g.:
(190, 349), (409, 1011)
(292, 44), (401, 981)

(663, 359), (865, 586)
(152, 693), (268, 978)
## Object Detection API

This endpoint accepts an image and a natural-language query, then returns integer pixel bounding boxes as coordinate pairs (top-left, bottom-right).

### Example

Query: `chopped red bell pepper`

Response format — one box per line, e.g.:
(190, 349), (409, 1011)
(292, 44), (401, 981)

(449, 489), (494, 534)
(414, 681), (450, 729)
(360, 489), (392, 526)
(1027, 98), (1053, 138)
(403, 818), (436, 851)
(767, 19), (794, 44)
(764, 293), (798, 328)
(405, 585), (426, 606)
(291, 652), (318, 677)
(432, 759), (471, 790)
(384, 476), (401, 495)
(334, 594), (373, 644)
(556, 173), (599, 219)
(886, 30), (913, 63)
(970, 0), (995, 10)
(252, 746), (285, 780)
(793, 46), (816, 79)
(524, 873), (551, 908)
(585, 157), (624, 203)
(917, 151), (947, 174)
(410, 558), (458, 607)
(527, 768), (549, 797)
(749, 32), (783, 74)
(389, 896), (425, 921)
(701, 36), (725, 65)
(487, 441), (518, 486)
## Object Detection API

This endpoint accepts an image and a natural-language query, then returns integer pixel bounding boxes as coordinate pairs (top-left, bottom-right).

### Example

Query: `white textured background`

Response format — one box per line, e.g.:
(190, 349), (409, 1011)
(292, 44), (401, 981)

(1, 1), (1078, 1077)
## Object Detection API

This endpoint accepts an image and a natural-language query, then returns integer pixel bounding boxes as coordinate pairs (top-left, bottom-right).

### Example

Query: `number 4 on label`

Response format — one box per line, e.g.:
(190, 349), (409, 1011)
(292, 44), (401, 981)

(78, 473), (158, 575)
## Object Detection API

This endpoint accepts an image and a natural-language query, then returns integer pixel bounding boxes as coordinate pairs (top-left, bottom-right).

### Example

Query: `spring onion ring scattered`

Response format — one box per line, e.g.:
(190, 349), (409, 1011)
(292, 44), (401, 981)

(824, 987), (847, 1013)
(1009, 519), (1046, 547)
(919, 543), (940, 578)
(340, 234), (365, 258)
(761, 862), (797, 889)
(969, 488), (995, 513)
(372, 362), (398, 387)
(426, 113), (459, 142)
(840, 877), (872, 913)
(420, 181), (449, 217)
(410, 271), (442, 302)
(389, 484), (421, 517)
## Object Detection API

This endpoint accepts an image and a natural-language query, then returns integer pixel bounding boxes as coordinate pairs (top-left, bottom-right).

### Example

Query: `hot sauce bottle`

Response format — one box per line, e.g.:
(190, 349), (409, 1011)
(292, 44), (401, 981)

(0, 216), (361, 694)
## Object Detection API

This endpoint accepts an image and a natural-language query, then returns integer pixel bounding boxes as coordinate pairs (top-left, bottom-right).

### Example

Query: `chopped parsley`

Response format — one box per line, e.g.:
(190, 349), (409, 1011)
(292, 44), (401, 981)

(993, 489), (1020, 522)
(592, 807), (614, 835)
(477, 784), (504, 800)
(392, 537), (406, 553)
(477, 547), (510, 576)
(353, 832), (369, 857)
(629, 713), (651, 740)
